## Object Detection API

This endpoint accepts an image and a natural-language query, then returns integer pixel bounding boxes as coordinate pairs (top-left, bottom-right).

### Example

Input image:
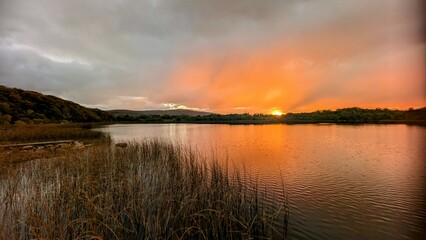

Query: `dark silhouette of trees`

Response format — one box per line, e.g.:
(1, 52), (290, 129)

(113, 107), (425, 125)
(282, 107), (424, 124)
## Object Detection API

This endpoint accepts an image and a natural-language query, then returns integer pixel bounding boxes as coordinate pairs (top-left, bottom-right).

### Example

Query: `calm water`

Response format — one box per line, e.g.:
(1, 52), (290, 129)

(96, 124), (426, 239)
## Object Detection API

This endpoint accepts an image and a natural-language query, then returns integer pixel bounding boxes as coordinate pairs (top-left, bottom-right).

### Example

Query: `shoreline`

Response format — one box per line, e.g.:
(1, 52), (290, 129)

(111, 119), (426, 126)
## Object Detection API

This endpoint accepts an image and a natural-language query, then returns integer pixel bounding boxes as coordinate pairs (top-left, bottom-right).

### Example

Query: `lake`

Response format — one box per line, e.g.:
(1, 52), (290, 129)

(95, 123), (426, 239)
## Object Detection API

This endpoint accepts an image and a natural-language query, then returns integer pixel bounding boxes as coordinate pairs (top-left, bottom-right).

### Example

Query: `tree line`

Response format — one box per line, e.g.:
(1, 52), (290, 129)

(116, 107), (426, 124)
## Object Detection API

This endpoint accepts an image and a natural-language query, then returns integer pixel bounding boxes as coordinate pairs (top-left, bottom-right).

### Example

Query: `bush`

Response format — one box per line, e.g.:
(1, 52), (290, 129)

(13, 120), (27, 126)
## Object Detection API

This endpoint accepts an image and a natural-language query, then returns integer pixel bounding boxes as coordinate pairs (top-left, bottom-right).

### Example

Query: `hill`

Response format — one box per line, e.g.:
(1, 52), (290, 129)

(108, 109), (214, 117)
(0, 85), (113, 124)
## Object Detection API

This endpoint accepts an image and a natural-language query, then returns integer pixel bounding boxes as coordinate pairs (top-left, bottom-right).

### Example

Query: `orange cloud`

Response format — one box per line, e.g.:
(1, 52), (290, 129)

(165, 37), (424, 113)
(166, 44), (311, 113)
(162, 1), (425, 114)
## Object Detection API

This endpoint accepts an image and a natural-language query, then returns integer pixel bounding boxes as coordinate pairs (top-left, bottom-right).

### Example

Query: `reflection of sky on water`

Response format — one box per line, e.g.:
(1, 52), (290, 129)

(96, 124), (426, 239)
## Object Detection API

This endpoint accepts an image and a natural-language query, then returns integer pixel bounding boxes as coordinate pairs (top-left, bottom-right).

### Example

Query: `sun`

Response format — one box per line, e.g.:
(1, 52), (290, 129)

(271, 110), (285, 116)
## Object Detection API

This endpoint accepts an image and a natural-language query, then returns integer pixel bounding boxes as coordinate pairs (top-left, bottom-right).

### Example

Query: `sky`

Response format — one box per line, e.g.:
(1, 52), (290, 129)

(0, 0), (425, 114)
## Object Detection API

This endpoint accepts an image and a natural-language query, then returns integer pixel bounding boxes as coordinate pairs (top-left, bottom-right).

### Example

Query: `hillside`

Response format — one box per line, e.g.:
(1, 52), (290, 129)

(0, 85), (113, 124)
(108, 109), (214, 117)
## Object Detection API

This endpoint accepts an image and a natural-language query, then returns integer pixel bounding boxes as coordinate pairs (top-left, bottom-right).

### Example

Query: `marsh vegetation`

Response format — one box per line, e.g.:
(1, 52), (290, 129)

(0, 123), (110, 144)
(0, 124), (111, 166)
(0, 139), (288, 239)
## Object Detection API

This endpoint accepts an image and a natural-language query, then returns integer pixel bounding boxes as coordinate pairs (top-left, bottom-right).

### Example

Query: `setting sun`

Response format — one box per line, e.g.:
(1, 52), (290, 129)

(271, 110), (285, 116)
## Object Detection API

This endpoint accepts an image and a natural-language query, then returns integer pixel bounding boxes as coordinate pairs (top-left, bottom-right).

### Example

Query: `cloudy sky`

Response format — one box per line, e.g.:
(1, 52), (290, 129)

(0, 0), (424, 113)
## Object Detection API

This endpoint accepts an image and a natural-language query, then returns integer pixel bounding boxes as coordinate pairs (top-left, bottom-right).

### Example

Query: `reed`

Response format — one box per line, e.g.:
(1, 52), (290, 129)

(0, 140), (288, 239)
(0, 123), (110, 144)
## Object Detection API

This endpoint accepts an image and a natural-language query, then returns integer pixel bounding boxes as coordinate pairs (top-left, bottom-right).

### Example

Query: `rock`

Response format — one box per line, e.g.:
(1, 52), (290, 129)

(84, 144), (92, 147)
(115, 143), (128, 148)
(22, 145), (34, 150)
(73, 141), (84, 149)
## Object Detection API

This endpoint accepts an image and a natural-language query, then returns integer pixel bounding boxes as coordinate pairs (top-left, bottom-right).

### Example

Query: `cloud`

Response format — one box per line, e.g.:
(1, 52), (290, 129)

(0, 0), (424, 112)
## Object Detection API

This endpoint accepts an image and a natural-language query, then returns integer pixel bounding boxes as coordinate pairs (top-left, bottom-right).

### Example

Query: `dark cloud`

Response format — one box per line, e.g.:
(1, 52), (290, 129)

(0, 0), (424, 112)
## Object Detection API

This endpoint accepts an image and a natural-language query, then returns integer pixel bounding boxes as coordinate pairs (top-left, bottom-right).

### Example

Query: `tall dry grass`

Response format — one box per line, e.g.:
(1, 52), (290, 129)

(0, 140), (288, 239)
(0, 123), (110, 144)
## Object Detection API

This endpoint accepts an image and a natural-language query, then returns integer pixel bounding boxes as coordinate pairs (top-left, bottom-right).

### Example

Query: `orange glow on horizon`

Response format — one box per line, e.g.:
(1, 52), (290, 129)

(271, 110), (285, 116)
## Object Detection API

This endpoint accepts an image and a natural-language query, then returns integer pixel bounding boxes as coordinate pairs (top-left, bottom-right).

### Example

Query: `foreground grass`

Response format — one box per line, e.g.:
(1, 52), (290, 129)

(0, 140), (288, 239)
(0, 123), (110, 144)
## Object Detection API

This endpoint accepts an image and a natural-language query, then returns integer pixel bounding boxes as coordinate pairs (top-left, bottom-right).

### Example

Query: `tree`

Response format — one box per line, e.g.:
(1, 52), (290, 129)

(0, 102), (10, 114)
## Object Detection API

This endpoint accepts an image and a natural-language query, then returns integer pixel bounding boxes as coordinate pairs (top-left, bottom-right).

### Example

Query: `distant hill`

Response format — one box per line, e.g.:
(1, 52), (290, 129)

(108, 109), (214, 117)
(0, 85), (113, 124)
